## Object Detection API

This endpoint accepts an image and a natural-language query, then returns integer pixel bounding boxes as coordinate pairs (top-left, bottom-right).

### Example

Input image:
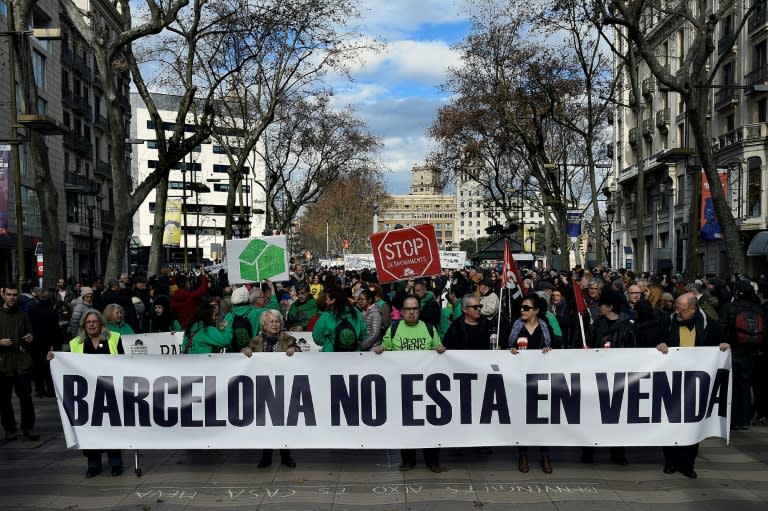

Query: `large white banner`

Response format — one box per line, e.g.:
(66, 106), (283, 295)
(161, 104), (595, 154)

(122, 332), (316, 355)
(50, 348), (731, 450)
(342, 252), (467, 270)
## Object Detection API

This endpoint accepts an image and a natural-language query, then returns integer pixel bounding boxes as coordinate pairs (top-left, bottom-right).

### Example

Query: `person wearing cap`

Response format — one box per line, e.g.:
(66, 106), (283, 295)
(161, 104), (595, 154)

(477, 279), (499, 323)
(719, 279), (764, 430)
(583, 291), (636, 466)
(69, 287), (95, 337)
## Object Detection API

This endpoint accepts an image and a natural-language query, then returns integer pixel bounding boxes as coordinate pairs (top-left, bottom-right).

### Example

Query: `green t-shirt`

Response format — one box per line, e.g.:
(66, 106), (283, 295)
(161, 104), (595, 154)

(382, 320), (443, 351)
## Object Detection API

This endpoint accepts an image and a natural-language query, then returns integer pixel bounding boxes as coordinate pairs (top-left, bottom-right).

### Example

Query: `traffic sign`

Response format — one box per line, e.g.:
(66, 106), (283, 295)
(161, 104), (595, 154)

(370, 224), (442, 283)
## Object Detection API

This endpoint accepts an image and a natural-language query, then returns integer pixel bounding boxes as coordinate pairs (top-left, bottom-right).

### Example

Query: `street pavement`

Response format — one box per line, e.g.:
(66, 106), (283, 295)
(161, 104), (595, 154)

(1, 394), (766, 511)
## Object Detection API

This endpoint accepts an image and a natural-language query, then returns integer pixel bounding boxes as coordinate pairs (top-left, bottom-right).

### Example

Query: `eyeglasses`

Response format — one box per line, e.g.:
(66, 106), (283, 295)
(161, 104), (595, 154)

(84, 320), (100, 325)
(465, 304), (482, 310)
(520, 305), (536, 311)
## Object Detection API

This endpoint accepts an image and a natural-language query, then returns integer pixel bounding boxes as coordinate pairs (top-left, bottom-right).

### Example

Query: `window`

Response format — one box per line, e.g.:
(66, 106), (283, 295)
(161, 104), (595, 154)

(22, 187), (41, 232)
(213, 183), (229, 192)
(32, 51), (46, 88)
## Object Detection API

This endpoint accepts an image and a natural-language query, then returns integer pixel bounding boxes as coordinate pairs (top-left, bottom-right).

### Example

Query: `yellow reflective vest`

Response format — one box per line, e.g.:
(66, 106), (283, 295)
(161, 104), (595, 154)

(69, 331), (121, 354)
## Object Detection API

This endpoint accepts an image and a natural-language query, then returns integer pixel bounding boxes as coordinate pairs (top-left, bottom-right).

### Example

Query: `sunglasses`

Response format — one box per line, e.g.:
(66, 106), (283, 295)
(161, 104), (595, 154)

(520, 305), (536, 311)
(465, 304), (482, 310)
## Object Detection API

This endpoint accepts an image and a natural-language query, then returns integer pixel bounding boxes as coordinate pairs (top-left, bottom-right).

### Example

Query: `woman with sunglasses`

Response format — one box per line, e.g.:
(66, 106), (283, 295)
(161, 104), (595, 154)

(508, 294), (554, 474)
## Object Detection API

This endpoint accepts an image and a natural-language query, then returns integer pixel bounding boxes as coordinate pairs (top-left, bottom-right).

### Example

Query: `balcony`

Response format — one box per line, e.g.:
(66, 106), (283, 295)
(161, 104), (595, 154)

(642, 77), (655, 97)
(62, 131), (76, 149)
(748, 2), (767, 35)
(64, 171), (98, 193)
(628, 127), (638, 145)
(61, 88), (75, 108)
(642, 118), (654, 138)
(655, 108), (670, 131)
(745, 65), (767, 93)
(95, 160), (111, 179)
(95, 114), (109, 131)
(61, 46), (73, 65)
(717, 32), (737, 55)
(714, 87), (739, 109)
(117, 94), (131, 111)
(717, 126), (744, 151)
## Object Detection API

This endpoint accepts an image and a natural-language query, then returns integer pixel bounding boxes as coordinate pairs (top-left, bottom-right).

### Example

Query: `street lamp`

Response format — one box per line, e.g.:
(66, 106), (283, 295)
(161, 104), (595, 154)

(603, 183), (616, 267)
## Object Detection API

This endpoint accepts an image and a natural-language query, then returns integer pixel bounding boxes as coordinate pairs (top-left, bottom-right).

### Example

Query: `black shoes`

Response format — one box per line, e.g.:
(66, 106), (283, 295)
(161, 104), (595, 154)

(281, 456), (296, 468)
(257, 455), (272, 468)
(112, 466), (123, 477)
(86, 467), (101, 478)
(428, 464), (444, 473)
(678, 468), (698, 479)
(663, 464), (676, 474)
(22, 430), (40, 441)
(399, 462), (415, 471)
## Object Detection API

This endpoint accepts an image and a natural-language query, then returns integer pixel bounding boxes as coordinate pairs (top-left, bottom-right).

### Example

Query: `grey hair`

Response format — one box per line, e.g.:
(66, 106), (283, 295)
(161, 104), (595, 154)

(76, 309), (111, 343)
(102, 303), (124, 323)
(587, 277), (605, 289)
(461, 294), (478, 308)
(259, 308), (284, 331)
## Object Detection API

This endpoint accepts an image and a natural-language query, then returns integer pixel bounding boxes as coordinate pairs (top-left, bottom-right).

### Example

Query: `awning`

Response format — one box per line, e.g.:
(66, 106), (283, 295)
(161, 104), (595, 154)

(747, 231), (768, 256)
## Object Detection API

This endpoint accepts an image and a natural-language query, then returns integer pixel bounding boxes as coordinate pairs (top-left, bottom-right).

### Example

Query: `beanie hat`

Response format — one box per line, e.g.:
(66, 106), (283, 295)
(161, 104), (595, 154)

(80, 287), (94, 297)
(231, 286), (250, 305)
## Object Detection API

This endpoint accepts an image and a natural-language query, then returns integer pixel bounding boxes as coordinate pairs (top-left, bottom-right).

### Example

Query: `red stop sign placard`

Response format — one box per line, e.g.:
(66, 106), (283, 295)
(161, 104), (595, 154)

(370, 224), (442, 283)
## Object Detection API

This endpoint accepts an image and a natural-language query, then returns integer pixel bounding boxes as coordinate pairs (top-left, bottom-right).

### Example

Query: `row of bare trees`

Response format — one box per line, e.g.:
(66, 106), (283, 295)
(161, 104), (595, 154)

(429, 0), (753, 273)
(12, 0), (380, 286)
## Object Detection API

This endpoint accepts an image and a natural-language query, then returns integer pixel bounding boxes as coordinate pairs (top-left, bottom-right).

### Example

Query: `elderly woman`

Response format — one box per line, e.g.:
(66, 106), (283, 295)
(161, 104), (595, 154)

(242, 309), (299, 468)
(48, 310), (124, 477)
(69, 287), (95, 337)
(103, 303), (135, 336)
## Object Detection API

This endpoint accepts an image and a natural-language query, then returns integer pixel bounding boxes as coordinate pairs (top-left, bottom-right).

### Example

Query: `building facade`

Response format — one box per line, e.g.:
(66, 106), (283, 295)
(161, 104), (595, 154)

(611, 1), (768, 276)
(131, 92), (266, 265)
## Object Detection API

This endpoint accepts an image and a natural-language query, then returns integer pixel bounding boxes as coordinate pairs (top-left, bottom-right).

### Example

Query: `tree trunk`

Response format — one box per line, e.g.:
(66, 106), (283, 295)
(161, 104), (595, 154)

(147, 175), (170, 277)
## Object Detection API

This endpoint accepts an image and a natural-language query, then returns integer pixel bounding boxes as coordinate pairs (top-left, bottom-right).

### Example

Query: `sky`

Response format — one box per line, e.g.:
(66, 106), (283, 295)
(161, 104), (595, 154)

(332, 0), (473, 194)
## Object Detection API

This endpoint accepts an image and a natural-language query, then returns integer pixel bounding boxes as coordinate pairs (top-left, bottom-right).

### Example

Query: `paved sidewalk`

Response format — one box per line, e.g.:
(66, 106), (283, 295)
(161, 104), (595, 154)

(1, 395), (766, 510)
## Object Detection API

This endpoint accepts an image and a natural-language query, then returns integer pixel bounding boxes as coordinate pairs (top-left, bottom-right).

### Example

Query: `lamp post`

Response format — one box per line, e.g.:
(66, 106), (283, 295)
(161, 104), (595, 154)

(603, 182), (616, 267)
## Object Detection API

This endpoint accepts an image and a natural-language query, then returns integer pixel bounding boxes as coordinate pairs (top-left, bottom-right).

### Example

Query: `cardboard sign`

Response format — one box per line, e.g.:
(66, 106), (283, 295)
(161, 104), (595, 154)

(225, 236), (290, 284)
(370, 224), (442, 283)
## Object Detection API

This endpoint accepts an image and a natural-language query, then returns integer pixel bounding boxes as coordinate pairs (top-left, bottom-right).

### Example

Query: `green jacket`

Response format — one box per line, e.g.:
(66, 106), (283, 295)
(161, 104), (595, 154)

(312, 308), (367, 352)
(183, 320), (234, 354)
(108, 321), (135, 336)
(0, 306), (34, 376)
(287, 297), (318, 330)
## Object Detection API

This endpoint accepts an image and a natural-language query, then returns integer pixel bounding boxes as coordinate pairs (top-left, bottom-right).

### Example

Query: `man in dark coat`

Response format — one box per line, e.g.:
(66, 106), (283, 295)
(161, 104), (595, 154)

(656, 292), (730, 479)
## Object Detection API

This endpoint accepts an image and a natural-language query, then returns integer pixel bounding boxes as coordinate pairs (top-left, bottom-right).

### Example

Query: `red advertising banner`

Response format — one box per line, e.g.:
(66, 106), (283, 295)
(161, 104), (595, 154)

(370, 224), (442, 283)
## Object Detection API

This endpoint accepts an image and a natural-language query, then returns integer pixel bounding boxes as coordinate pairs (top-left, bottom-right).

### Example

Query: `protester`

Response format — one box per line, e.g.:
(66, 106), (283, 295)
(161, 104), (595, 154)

(103, 303), (135, 336)
(69, 287), (95, 337)
(182, 301), (233, 354)
(442, 294), (492, 350)
(286, 283), (317, 331)
(148, 295), (175, 333)
(48, 310), (123, 477)
(356, 288), (383, 350)
(656, 292), (730, 478)
(373, 295), (446, 472)
(28, 290), (63, 398)
(241, 309), (300, 468)
(508, 294), (553, 474)
(312, 288), (366, 352)
(0, 284), (38, 442)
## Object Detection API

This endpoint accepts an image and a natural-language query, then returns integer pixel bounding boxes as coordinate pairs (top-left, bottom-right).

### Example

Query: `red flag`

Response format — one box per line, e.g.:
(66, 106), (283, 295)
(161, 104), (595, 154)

(501, 239), (527, 299)
(572, 277), (587, 315)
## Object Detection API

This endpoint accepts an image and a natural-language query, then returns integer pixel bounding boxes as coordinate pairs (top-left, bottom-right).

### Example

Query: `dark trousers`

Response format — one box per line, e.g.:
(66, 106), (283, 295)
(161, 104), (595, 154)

(400, 448), (440, 468)
(663, 444), (698, 473)
(31, 347), (54, 396)
(84, 449), (122, 468)
(753, 351), (768, 419)
(519, 446), (550, 458)
(731, 352), (754, 427)
(0, 373), (35, 432)
(581, 446), (626, 462)
(260, 448), (291, 461)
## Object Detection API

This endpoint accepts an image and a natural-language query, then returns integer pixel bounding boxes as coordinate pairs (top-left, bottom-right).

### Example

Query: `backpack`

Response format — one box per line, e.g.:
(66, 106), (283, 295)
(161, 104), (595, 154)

(230, 313), (253, 352)
(333, 316), (360, 352)
(734, 304), (764, 345)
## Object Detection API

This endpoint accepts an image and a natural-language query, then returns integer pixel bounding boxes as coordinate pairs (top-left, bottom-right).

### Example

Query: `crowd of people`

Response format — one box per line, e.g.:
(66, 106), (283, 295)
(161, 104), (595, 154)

(2, 262), (765, 480)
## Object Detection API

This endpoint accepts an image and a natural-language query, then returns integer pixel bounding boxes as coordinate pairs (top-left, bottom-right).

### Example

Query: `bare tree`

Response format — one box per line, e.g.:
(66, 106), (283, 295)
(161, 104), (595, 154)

(256, 95), (381, 234)
(199, 0), (374, 241)
(429, 2), (589, 267)
(298, 173), (389, 256)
